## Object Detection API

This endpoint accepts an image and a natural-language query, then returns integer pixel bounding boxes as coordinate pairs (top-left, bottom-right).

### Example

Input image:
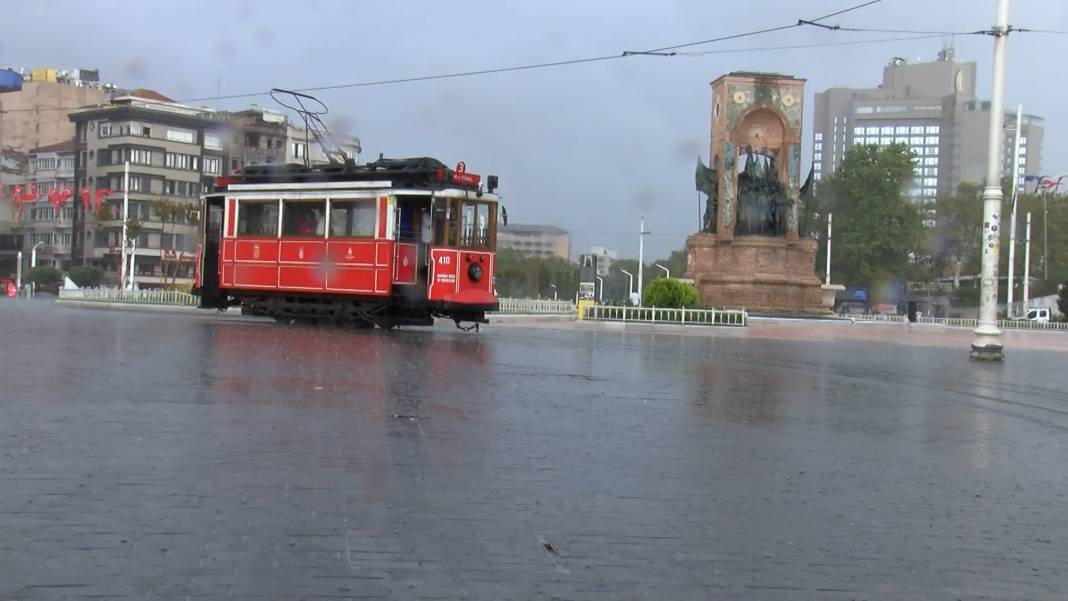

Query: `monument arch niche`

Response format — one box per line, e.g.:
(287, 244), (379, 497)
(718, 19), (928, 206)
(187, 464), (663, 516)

(687, 72), (824, 314)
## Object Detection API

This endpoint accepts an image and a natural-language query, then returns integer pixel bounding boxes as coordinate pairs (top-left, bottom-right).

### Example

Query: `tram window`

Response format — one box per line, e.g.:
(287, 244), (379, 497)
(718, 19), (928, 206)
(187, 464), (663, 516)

(282, 200), (326, 237)
(459, 201), (492, 247)
(432, 200), (456, 246)
(329, 199), (376, 238)
(237, 200), (279, 237)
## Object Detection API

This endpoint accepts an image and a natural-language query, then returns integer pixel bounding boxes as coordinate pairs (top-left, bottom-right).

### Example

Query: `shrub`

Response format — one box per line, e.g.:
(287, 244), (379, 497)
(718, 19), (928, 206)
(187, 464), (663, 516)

(68, 265), (105, 288)
(26, 265), (63, 293)
(642, 278), (699, 308)
(1058, 283), (1068, 316)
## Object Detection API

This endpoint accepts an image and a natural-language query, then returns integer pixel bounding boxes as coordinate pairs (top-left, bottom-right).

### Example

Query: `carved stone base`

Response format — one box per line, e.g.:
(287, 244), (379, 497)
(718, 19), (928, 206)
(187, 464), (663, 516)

(686, 233), (827, 314)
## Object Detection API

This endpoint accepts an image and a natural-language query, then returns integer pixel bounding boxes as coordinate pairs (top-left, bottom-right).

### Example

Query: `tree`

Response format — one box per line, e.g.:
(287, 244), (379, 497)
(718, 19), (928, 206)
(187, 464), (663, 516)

(152, 200), (195, 290)
(816, 143), (924, 292)
(933, 182), (983, 289)
(68, 265), (105, 288)
(26, 265), (63, 293)
(642, 278), (699, 308)
(1059, 284), (1068, 316)
(658, 248), (689, 279)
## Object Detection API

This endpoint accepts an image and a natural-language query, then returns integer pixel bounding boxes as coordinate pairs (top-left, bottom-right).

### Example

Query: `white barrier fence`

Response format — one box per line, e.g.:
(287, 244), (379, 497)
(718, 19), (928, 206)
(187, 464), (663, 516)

(494, 298), (577, 314)
(59, 288), (198, 306)
(582, 304), (748, 327)
(876, 314), (1068, 331)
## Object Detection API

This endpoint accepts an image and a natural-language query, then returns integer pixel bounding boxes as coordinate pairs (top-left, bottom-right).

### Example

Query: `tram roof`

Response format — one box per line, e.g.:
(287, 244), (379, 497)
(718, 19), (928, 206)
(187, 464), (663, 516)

(229, 157), (487, 192)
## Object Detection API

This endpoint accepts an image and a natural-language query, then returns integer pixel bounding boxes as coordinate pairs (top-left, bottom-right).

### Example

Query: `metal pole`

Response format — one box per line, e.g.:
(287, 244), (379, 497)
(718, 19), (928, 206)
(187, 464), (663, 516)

(655, 264), (669, 278)
(15, 250), (22, 293)
(128, 240), (136, 290)
(1023, 211), (1031, 313)
(1043, 191), (1049, 280)
(825, 212), (833, 286)
(121, 160), (129, 290)
(971, 0), (1010, 361)
(595, 275), (604, 303)
(637, 216), (646, 304)
(1006, 104), (1022, 317)
(30, 242), (41, 296)
(620, 268), (634, 296)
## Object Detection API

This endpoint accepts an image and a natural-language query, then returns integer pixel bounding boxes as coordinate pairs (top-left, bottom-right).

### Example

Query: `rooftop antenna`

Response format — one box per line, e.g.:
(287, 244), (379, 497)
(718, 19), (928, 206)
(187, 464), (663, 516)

(269, 88), (349, 166)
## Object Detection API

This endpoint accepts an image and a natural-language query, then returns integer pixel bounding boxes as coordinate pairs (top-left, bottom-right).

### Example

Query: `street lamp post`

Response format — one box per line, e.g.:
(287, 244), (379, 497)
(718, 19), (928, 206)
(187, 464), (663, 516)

(30, 242), (43, 296)
(1006, 105), (1023, 318)
(637, 216), (650, 303)
(619, 269), (632, 298)
(595, 275), (604, 303)
(549, 283), (558, 301)
(1023, 211), (1032, 313)
(655, 264), (669, 278)
(120, 160), (130, 291)
(15, 251), (22, 295)
(972, 0), (1011, 361)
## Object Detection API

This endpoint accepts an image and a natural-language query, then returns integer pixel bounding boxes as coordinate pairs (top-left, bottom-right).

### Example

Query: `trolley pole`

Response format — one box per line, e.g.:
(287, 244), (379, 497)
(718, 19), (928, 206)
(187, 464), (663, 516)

(1006, 105), (1022, 318)
(971, 0), (1011, 361)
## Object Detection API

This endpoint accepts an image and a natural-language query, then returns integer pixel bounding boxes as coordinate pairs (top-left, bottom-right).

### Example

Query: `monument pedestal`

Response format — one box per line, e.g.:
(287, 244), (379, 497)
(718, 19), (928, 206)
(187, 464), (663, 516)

(686, 233), (827, 314)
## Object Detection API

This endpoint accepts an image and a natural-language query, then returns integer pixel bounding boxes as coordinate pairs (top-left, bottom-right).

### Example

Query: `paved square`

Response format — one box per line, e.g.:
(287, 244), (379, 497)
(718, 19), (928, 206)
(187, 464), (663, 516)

(2, 302), (1067, 599)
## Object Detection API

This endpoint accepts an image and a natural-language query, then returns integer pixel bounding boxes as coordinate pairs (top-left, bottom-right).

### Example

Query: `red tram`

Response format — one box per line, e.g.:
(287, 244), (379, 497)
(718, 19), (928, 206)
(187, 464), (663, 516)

(193, 157), (500, 329)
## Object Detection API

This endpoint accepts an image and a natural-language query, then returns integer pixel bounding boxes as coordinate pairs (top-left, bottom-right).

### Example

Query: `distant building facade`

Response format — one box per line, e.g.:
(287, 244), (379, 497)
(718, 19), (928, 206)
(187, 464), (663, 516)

(10, 140), (77, 268)
(497, 224), (571, 260)
(578, 246), (618, 276)
(69, 90), (229, 288)
(812, 49), (1042, 219)
(0, 66), (112, 153)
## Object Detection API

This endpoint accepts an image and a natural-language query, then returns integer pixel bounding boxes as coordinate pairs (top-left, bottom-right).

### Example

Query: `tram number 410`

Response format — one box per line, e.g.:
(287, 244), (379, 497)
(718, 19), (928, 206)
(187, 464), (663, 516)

(437, 255), (453, 266)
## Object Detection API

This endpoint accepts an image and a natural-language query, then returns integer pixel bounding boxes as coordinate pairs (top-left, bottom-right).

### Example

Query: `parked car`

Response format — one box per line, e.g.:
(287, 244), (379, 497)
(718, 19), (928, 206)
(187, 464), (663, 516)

(1024, 308), (1051, 323)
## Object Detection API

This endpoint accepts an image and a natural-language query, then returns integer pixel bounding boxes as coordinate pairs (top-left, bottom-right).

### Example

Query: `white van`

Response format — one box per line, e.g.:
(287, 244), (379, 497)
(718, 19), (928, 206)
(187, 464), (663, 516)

(1025, 308), (1052, 323)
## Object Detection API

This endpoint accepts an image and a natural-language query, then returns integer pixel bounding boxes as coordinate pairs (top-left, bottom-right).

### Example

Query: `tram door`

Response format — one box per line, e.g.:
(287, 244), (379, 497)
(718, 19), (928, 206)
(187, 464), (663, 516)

(394, 196), (429, 302)
(198, 196), (225, 308)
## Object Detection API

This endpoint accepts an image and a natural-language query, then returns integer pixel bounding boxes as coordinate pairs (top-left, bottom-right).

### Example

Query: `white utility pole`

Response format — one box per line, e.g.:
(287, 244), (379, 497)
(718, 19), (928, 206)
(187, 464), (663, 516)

(1006, 104), (1022, 318)
(128, 240), (137, 290)
(825, 213), (833, 286)
(30, 241), (43, 296)
(1022, 211), (1031, 313)
(595, 275), (604, 303)
(637, 216), (650, 304)
(972, 0), (1011, 361)
(655, 264), (669, 278)
(120, 160), (130, 290)
(15, 250), (22, 294)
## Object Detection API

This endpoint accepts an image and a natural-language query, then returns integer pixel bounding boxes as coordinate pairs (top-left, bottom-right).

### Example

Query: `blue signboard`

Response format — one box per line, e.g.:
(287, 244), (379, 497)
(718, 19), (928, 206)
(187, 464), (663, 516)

(851, 289), (868, 302)
(0, 69), (23, 93)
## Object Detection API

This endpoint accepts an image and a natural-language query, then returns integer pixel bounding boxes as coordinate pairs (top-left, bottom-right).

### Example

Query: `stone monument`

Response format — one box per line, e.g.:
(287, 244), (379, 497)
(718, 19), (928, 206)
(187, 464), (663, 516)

(686, 72), (825, 314)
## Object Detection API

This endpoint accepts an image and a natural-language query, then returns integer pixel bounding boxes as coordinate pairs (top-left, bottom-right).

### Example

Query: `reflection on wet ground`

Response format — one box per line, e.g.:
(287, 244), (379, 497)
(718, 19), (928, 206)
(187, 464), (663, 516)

(2, 301), (1067, 599)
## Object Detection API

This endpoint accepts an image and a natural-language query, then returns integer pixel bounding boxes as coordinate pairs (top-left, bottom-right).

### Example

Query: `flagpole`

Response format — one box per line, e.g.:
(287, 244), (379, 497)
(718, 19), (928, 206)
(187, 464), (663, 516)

(1006, 105), (1022, 318)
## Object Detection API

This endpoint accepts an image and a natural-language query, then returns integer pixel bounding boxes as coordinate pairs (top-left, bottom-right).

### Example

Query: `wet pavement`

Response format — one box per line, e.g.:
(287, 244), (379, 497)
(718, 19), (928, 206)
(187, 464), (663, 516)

(2, 300), (1067, 600)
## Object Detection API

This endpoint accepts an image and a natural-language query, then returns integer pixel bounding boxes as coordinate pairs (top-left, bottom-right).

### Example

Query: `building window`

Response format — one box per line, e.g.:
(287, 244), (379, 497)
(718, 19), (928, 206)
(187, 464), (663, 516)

(204, 157), (221, 175)
(880, 126), (893, 135)
(99, 121), (112, 136)
(895, 126), (909, 134)
(925, 136), (939, 145)
(166, 129), (195, 144)
(204, 133), (222, 150)
(129, 148), (152, 166)
(293, 142), (306, 159)
(910, 126), (924, 134)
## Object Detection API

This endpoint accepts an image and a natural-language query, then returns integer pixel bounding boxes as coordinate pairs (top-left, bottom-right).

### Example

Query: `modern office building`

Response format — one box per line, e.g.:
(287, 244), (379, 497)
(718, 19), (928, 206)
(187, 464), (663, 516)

(812, 49), (1042, 219)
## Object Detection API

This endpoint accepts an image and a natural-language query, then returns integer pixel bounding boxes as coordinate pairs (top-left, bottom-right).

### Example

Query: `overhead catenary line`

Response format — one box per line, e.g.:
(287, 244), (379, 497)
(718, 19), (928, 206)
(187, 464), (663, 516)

(675, 33), (947, 57)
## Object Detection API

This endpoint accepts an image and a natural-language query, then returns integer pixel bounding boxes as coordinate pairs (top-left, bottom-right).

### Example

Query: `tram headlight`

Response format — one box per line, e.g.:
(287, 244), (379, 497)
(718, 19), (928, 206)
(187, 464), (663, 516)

(468, 262), (483, 282)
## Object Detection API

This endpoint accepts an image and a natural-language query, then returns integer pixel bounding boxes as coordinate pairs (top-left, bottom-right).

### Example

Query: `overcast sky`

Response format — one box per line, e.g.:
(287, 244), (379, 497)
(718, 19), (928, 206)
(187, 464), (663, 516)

(3, 0), (1064, 259)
